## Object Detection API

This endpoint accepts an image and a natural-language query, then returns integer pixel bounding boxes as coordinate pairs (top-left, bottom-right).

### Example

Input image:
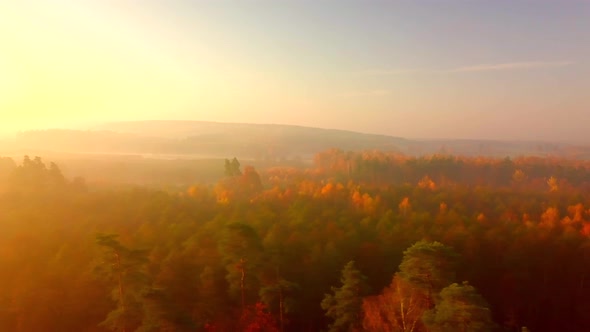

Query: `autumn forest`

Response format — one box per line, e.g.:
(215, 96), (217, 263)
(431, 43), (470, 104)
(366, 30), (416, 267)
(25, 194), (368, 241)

(2, 150), (590, 332)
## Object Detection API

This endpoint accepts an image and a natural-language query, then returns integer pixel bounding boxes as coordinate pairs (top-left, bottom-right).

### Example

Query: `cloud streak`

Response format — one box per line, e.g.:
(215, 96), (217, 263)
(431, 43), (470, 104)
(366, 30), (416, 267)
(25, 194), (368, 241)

(357, 69), (428, 76)
(336, 89), (392, 98)
(446, 61), (573, 73)
(360, 61), (573, 76)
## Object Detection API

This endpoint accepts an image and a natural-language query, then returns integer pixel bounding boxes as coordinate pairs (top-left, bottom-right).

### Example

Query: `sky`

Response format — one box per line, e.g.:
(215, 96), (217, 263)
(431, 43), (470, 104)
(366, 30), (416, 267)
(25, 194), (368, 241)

(0, 0), (589, 141)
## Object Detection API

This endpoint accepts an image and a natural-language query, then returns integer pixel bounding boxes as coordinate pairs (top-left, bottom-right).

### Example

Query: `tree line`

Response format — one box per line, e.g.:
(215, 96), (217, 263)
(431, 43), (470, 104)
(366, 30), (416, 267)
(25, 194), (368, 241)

(1, 153), (590, 331)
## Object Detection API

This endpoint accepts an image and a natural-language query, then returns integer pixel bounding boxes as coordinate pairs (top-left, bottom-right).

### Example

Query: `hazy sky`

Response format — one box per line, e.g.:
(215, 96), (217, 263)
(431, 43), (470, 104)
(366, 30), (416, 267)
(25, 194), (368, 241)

(1, 0), (589, 141)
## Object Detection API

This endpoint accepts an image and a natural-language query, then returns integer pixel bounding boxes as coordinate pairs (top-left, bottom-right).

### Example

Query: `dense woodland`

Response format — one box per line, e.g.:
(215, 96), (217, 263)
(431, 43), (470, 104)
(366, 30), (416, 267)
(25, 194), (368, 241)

(3, 150), (590, 331)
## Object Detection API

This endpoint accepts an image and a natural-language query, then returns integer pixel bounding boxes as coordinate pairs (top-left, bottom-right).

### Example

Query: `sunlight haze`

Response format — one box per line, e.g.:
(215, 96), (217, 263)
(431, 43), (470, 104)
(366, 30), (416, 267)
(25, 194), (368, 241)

(4, 3), (590, 331)
(0, 0), (588, 141)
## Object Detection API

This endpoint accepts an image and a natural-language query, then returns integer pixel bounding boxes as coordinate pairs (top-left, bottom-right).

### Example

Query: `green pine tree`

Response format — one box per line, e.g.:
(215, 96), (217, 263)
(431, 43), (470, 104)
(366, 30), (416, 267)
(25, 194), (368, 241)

(423, 282), (495, 332)
(321, 261), (369, 332)
(95, 234), (148, 332)
(220, 222), (264, 311)
(398, 240), (458, 308)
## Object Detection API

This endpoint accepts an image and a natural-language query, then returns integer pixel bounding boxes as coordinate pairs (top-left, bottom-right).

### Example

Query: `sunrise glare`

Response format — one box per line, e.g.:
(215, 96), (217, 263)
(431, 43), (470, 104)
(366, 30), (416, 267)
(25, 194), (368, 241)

(1, 1), (588, 140)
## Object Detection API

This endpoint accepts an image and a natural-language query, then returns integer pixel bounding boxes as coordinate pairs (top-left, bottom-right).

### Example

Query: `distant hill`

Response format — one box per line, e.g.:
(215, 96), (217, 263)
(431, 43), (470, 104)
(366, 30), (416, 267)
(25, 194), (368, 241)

(4, 120), (590, 160)
(8, 121), (408, 160)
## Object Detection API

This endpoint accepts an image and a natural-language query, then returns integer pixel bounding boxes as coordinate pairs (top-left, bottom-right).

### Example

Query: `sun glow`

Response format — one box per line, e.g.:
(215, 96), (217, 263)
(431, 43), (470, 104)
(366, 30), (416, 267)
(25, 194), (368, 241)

(0, 1), (211, 132)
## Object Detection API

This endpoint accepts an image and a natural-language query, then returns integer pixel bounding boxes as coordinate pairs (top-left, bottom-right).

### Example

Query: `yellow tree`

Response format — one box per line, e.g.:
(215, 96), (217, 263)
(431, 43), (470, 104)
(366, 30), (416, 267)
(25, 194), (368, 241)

(363, 275), (428, 332)
(547, 176), (558, 192)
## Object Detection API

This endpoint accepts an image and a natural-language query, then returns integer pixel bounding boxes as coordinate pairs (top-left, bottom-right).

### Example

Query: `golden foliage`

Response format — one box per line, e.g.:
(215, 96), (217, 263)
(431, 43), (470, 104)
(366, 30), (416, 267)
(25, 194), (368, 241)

(417, 175), (436, 190)
(547, 176), (558, 192)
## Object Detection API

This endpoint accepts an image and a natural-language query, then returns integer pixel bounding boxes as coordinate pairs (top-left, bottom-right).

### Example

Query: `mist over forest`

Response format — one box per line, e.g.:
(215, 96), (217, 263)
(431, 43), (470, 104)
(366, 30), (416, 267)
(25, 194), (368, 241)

(2, 121), (590, 331)
(0, 121), (588, 188)
(2, 0), (589, 330)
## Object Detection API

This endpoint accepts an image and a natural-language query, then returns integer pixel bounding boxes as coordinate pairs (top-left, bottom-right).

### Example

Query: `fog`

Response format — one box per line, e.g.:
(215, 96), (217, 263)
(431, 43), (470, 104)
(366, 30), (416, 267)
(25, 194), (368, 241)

(2, 2), (590, 331)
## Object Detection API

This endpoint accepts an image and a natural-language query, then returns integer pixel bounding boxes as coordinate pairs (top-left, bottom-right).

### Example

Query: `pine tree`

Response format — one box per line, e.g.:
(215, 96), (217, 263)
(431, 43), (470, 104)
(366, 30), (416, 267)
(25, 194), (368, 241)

(321, 261), (369, 332)
(95, 234), (148, 332)
(398, 241), (458, 308)
(423, 282), (495, 332)
(220, 223), (264, 311)
(362, 241), (460, 332)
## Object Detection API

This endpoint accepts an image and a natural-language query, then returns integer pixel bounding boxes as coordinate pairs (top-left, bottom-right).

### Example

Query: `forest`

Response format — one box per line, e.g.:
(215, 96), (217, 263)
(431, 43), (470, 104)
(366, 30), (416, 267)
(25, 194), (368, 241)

(2, 150), (590, 331)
